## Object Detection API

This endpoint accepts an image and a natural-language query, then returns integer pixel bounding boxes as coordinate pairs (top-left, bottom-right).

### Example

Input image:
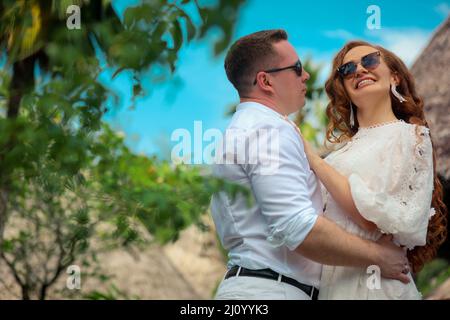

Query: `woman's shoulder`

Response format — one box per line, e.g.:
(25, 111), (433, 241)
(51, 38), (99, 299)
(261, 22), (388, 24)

(389, 121), (432, 158)
(398, 120), (428, 132)
(389, 121), (430, 142)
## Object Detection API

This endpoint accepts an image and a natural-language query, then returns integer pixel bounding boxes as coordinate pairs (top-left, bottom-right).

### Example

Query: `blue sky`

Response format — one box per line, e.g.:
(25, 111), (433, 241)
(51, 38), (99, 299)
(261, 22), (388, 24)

(105, 0), (450, 159)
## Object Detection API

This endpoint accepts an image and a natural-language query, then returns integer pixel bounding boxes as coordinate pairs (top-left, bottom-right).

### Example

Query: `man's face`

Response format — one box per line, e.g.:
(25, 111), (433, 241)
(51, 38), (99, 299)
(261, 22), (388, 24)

(269, 40), (310, 114)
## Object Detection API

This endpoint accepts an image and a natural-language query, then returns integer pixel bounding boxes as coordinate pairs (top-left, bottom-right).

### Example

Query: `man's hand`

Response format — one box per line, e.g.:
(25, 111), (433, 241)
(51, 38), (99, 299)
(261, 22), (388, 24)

(375, 234), (411, 284)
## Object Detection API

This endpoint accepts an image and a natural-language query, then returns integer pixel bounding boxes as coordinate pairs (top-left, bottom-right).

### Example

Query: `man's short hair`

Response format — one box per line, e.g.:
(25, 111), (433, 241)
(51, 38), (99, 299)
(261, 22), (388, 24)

(224, 29), (288, 96)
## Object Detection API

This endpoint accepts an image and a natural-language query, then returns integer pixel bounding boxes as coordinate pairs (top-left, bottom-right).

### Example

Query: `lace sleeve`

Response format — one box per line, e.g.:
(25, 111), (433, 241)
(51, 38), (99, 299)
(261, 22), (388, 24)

(348, 125), (434, 249)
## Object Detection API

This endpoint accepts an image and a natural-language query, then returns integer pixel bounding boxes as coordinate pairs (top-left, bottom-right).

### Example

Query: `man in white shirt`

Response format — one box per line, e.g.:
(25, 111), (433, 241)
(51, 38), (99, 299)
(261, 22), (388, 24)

(210, 29), (411, 300)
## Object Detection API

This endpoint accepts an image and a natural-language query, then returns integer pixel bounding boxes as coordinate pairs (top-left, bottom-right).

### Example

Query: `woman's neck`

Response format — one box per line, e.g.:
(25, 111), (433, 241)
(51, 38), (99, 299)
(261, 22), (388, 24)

(356, 96), (398, 128)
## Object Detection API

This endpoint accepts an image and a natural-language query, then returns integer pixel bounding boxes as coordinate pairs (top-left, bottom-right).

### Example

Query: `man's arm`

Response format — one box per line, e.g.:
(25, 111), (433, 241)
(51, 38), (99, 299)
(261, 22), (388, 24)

(296, 216), (410, 283)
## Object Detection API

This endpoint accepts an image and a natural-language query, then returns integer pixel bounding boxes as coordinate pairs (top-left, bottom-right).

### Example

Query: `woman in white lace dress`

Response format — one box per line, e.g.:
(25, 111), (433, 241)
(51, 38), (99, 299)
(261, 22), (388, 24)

(301, 41), (447, 299)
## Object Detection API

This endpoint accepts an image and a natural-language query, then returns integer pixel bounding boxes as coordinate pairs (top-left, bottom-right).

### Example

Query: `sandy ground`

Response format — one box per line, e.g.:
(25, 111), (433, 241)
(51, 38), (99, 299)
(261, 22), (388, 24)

(0, 215), (227, 300)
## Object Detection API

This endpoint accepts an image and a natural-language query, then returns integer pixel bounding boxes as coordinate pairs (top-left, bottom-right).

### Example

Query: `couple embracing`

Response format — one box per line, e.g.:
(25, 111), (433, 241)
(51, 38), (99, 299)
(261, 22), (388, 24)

(210, 29), (447, 300)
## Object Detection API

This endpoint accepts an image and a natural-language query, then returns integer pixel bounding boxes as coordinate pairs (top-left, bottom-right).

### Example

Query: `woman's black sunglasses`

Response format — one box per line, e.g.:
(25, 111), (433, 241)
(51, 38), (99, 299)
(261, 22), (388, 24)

(253, 60), (303, 85)
(337, 51), (381, 78)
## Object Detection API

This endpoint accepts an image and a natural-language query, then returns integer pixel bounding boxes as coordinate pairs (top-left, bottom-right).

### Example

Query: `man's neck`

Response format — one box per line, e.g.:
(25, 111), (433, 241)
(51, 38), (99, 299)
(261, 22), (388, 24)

(240, 97), (287, 116)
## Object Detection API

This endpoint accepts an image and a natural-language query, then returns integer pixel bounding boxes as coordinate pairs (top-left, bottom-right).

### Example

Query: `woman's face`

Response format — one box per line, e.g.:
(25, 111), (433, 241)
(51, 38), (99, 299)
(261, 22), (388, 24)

(341, 46), (396, 108)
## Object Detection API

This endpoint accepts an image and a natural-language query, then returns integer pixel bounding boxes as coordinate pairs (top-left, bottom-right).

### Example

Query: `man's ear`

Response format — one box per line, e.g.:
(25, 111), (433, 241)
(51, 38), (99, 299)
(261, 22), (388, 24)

(256, 73), (272, 91)
(255, 72), (266, 85)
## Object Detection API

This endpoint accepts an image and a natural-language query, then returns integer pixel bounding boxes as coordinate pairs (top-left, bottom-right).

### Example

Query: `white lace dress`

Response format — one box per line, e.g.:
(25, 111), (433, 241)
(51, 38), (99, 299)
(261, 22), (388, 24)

(318, 121), (434, 300)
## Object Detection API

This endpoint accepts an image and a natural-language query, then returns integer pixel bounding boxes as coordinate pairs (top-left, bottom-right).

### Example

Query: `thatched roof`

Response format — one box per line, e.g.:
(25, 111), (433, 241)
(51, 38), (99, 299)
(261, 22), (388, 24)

(411, 15), (450, 179)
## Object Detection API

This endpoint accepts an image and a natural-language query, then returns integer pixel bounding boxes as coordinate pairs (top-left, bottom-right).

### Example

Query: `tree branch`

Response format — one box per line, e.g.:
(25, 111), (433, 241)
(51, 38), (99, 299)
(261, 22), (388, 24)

(0, 251), (28, 299)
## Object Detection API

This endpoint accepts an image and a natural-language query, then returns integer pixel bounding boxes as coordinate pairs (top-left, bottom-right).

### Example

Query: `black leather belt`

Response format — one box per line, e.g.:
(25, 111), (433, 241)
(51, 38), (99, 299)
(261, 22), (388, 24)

(225, 266), (319, 300)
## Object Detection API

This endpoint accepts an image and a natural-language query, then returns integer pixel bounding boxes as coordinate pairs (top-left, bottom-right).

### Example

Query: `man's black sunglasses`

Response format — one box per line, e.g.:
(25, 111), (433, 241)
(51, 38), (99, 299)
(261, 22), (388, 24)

(337, 51), (381, 78)
(253, 60), (303, 85)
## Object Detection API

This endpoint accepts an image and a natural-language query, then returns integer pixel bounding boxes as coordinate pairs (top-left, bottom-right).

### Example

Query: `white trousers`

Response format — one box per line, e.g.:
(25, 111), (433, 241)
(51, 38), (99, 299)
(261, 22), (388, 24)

(214, 271), (311, 300)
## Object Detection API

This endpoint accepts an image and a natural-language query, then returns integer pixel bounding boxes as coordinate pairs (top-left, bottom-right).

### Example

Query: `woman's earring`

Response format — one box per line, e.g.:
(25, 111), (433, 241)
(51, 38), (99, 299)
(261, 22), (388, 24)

(391, 84), (407, 103)
(349, 101), (355, 127)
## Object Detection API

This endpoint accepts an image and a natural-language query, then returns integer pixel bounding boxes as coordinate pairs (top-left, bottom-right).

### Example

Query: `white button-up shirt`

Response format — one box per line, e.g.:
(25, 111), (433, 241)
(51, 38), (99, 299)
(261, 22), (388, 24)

(210, 101), (323, 288)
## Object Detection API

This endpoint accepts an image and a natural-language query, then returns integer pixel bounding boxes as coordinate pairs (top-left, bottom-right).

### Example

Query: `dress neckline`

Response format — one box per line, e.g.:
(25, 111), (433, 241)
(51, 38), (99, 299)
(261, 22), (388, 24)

(358, 119), (403, 130)
(351, 120), (404, 141)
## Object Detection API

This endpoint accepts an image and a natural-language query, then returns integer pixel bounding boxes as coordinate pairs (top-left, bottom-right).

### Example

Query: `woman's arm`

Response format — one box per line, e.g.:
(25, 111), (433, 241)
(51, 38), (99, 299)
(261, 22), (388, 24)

(302, 138), (378, 232)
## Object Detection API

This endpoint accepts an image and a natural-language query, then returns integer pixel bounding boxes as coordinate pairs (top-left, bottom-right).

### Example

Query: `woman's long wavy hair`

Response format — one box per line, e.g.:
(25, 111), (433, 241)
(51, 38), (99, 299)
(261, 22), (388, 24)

(324, 40), (447, 273)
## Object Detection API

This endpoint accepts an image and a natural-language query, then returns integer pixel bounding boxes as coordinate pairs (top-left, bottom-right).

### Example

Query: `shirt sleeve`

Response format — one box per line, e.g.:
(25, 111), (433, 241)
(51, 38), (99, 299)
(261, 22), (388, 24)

(243, 122), (319, 251)
(349, 125), (434, 249)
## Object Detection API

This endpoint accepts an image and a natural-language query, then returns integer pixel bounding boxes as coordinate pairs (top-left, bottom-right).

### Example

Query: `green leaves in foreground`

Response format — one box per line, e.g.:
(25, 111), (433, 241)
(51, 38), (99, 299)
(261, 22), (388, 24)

(92, 125), (252, 245)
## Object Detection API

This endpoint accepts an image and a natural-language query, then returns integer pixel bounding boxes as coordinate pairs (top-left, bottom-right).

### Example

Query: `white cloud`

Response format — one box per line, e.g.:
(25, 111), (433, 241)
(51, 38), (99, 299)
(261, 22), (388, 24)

(435, 3), (450, 17)
(365, 28), (431, 66)
(323, 29), (357, 41)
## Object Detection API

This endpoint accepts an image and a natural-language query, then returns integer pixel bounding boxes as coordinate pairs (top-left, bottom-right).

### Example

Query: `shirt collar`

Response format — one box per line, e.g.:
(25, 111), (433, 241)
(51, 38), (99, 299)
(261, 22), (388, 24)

(236, 101), (286, 119)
